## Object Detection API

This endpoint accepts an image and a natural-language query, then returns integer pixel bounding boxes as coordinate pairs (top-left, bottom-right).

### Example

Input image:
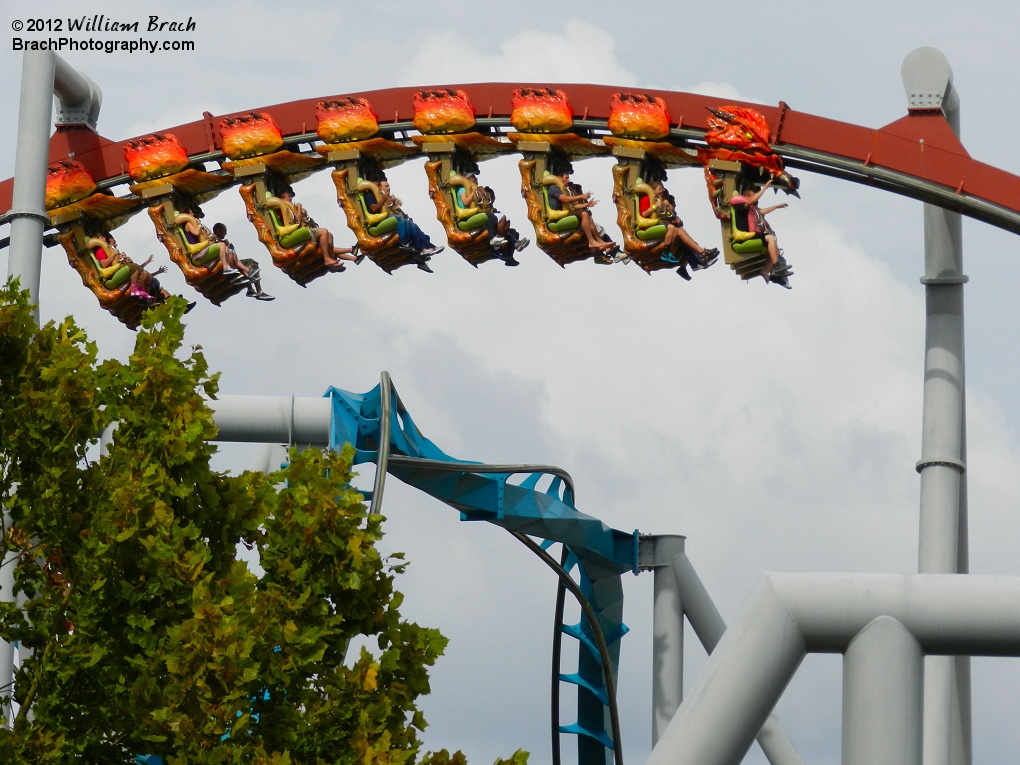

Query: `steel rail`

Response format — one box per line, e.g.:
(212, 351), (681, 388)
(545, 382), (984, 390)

(5, 126), (1017, 244)
(361, 375), (619, 764)
(550, 546), (568, 765)
(371, 371), (394, 518)
(776, 145), (1020, 235)
(6, 82), (1020, 242)
(383, 455), (577, 501)
(509, 530), (624, 765)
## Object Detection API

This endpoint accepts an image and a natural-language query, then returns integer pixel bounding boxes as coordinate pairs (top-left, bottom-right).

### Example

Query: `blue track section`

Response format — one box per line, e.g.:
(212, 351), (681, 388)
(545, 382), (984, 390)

(327, 381), (639, 765)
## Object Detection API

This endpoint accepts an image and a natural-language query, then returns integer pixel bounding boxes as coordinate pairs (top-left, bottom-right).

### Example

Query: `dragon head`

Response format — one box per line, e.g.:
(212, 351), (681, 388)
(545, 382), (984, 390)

(701, 105), (799, 194)
(705, 106), (773, 152)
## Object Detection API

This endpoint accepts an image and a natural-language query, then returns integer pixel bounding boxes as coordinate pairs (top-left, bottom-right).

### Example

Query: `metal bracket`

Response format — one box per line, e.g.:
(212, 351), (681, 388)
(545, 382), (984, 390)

(2, 209), (52, 226)
(915, 457), (966, 474)
(920, 275), (969, 285)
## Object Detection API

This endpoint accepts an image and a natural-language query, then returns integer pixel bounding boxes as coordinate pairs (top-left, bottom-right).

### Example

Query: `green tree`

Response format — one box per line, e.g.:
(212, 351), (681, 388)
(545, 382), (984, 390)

(0, 282), (452, 764)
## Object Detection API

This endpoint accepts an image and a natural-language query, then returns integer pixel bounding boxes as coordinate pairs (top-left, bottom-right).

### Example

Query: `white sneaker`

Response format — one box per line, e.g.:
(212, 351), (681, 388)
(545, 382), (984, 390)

(514, 237), (530, 252)
(490, 236), (508, 248)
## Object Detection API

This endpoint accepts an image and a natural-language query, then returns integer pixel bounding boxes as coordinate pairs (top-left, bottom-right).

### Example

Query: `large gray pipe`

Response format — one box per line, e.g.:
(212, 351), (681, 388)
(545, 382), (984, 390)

(669, 552), (803, 765)
(646, 572), (1020, 765)
(902, 46), (971, 765)
(843, 616), (924, 765)
(209, 395), (332, 446)
(1, 52), (102, 727)
(6, 52), (102, 320)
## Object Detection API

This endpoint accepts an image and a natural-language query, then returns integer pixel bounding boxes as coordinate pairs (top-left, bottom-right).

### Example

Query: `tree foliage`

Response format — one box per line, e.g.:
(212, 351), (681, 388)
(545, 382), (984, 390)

(0, 282), (456, 764)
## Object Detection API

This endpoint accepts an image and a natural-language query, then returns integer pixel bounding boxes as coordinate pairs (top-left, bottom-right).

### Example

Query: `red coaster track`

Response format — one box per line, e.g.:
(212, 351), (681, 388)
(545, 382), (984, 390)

(3, 82), (1018, 233)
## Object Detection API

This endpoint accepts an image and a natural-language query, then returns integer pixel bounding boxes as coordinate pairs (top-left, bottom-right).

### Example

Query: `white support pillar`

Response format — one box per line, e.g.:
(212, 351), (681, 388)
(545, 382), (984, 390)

(647, 575), (807, 765)
(645, 572), (1020, 765)
(843, 616), (924, 765)
(6, 52), (56, 320)
(641, 539), (804, 764)
(2, 52), (102, 728)
(650, 535), (685, 744)
(669, 552), (804, 765)
(209, 395), (332, 446)
(0, 515), (13, 726)
(6, 52), (102, 318)
(902, 47), (971, 765)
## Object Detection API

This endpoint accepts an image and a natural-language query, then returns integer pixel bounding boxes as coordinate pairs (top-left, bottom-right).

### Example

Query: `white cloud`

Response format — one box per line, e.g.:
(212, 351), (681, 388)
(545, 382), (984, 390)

(397, 20), (639, 87)
(682, 81), (755, 102)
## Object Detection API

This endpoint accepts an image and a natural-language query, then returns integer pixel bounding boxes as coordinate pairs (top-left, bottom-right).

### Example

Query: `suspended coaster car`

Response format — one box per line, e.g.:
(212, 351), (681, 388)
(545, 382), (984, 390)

(513, 139), (610, 267)
(410, 88), (516, 267)
(239, 177), (329, 287)
(610, 164), (668, 271)
(230, 161), (331, 287)
(145, 202), (248, 304)
(54, 222), (149, 329)
(417, 136), (512, 267)
(125, 133), (246, 303)
(707, 159), (794, 282)
(601, 93), (699, 272)
(313, 96), (424, 273)
(507, 87), (610, 267)
(322, 141), (421, 274)
(697, 106), (799, 282)
(605, 138), (701, 273)
(45, 160), (154, 328)
(218, 113), (331, 286)
(424, 158), (493, 266)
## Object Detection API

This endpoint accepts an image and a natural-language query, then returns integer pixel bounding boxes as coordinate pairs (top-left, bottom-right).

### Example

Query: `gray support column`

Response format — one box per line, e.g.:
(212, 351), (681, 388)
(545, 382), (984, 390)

(645, 572), (1020, 765)
(670, 553), (803, 765)
(646, 575), (808, 765)
(6, 52), (56, 320)
(209, 395), (332, 446)
(0, 51), (67, 719)
(640, 541), (804, 764)
(902, 47), (970, 765)
(642, 540), (804, 764)
(651, 535), (685, 744)
(6, 52), (102, 319)
(843, 616), (924, 765)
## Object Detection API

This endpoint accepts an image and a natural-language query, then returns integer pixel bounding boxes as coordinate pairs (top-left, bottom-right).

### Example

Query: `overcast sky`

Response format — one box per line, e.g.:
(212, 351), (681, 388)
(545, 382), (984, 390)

(4, 1), (1020, 764)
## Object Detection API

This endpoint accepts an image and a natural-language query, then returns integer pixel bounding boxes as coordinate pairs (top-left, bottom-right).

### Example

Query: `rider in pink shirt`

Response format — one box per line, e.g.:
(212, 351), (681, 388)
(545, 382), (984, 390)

(729, 178), (788, 282)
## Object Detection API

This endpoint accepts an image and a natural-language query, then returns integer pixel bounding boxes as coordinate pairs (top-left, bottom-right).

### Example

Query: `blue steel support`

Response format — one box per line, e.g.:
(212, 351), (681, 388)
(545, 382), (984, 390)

(327, 380), (638, 765)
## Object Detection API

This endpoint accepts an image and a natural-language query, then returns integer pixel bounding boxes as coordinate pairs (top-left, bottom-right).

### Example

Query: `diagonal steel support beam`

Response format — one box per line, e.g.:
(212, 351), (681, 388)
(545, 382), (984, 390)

(645, 572), (1020, 765)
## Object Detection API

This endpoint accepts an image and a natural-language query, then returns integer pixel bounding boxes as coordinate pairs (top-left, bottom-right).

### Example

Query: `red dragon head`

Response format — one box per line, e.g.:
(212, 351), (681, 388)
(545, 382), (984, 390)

(705, 105), (773, 152)
(700, 105), (798, 195)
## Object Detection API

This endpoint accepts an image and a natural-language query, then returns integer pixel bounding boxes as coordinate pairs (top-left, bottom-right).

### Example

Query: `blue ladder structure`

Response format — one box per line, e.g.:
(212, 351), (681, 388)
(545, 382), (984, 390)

(328, 374), (640, 765)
